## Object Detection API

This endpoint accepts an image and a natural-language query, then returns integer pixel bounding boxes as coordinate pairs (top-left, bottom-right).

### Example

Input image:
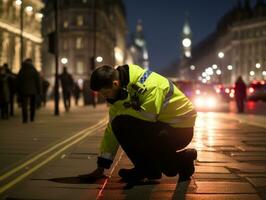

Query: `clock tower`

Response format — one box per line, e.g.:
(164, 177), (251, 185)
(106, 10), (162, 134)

(181, 15), (192, 58)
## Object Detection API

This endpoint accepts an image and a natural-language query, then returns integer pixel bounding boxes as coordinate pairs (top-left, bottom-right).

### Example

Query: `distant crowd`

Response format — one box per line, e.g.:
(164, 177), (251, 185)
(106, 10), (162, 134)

(0, 58), (85, 123)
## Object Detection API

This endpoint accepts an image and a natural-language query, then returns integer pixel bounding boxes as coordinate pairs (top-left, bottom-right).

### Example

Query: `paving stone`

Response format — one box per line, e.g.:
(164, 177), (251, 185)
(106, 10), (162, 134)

(198, 152), (235, 163)
(196, 166), (230, 173)
(246, 177), (266, 187)
(194, 173), (239, 180)
(185, 194), (261, 200)
(193, 181), (256, 194)
(232, 156), (266, 162)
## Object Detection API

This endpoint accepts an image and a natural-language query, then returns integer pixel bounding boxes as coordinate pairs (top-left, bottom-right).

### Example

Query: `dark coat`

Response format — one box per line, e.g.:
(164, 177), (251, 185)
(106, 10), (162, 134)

(235, 78), (247, 100)
(59, 72), (74, 93)
(17, 62), (41, 96)
(0, 73), (10, 103)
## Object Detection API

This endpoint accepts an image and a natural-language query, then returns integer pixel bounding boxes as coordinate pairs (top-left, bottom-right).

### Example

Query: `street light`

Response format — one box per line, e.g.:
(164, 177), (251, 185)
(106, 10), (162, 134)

(216, 69), (222, 75)
(190, 65), (195, 70)
(218, 51), (224, 59)
(61, 57), (68, 64)
(255, 63), (261, 69)
(212, 64), (218, 69)
(227, 65), (233, 70)
(15, 0), (22, 6)
(96, 56), (103, 63)
(250, 71), (255, 76)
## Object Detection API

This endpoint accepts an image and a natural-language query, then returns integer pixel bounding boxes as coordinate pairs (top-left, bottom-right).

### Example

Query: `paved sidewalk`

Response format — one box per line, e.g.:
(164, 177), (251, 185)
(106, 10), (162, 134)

(1, 106), (266, 199)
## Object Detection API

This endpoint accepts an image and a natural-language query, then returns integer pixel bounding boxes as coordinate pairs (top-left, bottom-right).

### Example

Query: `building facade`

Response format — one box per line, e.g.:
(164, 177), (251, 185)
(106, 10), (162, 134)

(42, 0), (128, 83)
(128, 20), (149, 69)
(0, 0), (44, 73)
(180, 0), (266, 85)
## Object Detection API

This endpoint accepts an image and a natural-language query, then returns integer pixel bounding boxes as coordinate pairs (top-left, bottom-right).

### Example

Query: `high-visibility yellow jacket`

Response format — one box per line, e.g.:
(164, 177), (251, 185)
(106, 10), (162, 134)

(99, 64), (197, 161)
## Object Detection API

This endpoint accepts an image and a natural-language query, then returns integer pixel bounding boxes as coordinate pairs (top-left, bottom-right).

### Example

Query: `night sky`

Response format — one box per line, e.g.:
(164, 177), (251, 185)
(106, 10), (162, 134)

(123, 0), (255, 73)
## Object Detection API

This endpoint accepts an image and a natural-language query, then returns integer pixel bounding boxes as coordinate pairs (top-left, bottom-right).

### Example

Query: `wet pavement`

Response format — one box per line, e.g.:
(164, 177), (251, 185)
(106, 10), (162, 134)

(0, 103), (266, 200)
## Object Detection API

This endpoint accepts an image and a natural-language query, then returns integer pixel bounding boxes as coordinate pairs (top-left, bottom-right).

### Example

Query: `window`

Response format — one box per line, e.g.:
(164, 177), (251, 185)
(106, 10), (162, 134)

(77, 15), (84, 26)
(63, 40), (68, 50)
(76, 37), (83, 49)
(63, 21), (68, 28)
(77, 61), (84, 74)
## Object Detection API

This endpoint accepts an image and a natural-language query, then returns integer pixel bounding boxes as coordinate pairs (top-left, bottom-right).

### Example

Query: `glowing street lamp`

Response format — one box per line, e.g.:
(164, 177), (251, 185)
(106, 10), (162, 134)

(218, 51), (224, 58)
(61, 57), (68, 64)
(255, 63), (261, 69)
(250, 71), (255, 76)
(15, 0), (22, 6)
(96, 56), (103, 63)
(212, 64), (218, 69)
(190, 65), (195, 70)
(216, 69), (222, 75)
(227, 65), (233, 70)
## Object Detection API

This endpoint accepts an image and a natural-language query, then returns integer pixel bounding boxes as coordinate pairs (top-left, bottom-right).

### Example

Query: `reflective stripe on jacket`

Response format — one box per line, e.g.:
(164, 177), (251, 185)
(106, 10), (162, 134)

(100, 64), (197, 160)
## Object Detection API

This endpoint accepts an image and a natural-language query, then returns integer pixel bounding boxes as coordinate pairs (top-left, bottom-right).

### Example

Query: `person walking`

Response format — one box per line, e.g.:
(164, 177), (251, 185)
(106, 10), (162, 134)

(59, 66), (74, 112)
(40, 73), (50, 107)
(73, 81), (81, 106)
(84, 64), (197, 183)
(17, 58), (41, 123)
(0, 66), (10, 119)
(235, 76), (247, 113)
(3, 63), (16, 116)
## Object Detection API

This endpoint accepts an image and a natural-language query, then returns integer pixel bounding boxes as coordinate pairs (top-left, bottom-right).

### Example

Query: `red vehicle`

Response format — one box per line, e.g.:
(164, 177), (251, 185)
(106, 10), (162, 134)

(247, 80), (266, 101)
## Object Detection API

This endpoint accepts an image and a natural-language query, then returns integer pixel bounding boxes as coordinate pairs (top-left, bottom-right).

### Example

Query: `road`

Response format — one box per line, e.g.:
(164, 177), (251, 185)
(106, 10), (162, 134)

(0, 101), (266, 199)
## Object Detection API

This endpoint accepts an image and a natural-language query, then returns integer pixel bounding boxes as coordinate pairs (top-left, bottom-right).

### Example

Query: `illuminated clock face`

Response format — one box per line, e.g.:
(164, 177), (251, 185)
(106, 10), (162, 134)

(182, 38), (191, 47)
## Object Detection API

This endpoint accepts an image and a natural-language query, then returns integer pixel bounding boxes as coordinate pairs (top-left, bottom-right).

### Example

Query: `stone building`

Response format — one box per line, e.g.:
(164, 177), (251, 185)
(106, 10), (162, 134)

(128, 20), (149, 69)
(180, 0), (266, 85)
(0, 0), (44, 73)
(42, 0), (128, 82)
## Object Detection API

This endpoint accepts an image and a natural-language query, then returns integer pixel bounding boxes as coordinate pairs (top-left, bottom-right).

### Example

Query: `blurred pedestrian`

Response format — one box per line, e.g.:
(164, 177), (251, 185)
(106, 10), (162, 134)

(73, 81), (81, 106)
(3, 63), (17, 116)
(235, 76), (247, 113)
(40, 73), (50, 107)
(59, 66), (74, 111)
(0, 66), (10, 119)
(17, 58), (41, 123)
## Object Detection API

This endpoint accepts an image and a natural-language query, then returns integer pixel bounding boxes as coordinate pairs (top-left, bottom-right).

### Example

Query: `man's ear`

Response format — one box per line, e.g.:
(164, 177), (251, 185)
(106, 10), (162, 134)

(113, 80), (120, 88)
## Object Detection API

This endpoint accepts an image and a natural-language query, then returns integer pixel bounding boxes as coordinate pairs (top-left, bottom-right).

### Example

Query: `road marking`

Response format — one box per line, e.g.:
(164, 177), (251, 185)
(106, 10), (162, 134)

(0, 117), (108, 194)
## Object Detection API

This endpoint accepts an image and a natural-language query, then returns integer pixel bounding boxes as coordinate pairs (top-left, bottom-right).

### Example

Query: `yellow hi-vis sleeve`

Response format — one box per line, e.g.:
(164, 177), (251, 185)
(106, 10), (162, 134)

(99, 122), (119, 160)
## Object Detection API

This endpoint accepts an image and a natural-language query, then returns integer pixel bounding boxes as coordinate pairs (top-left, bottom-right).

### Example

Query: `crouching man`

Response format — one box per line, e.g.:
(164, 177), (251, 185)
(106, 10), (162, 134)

(87, 64), (197, 183)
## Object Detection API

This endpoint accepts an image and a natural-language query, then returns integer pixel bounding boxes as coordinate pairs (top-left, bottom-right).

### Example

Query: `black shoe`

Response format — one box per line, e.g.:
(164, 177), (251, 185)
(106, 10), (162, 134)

(118, 168), (161, 182)
(178, 148), (197, 182)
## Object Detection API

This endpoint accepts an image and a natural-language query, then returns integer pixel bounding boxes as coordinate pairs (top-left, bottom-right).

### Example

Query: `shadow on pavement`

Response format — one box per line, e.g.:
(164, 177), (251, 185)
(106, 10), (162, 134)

(32, 174), (109, 184)
(171, 179), (194, 200)
(121, 179), (160, 190)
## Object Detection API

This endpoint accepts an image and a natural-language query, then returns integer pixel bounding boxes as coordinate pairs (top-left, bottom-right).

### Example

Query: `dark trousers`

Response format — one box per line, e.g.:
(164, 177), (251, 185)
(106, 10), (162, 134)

(62, 91), (71, 111)
(236, 99), (244, 113)
(9, 93), (15, 116)
(111, 115), (193, 176)
(0, 102), (9, 119)
(21, 95), (36, 123)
